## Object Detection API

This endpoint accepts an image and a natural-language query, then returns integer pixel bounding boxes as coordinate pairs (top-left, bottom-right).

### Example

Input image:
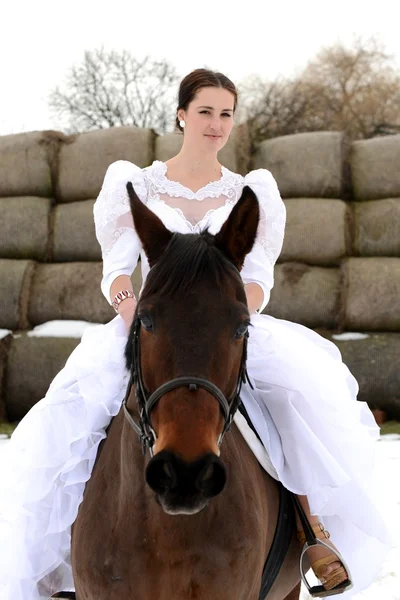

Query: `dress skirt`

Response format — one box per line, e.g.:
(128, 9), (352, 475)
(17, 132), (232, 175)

(0, 313), (393, 599)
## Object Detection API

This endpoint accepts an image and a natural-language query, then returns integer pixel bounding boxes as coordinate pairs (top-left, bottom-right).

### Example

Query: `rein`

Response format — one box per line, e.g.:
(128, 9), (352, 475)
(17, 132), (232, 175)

(122, 316), (253, 456)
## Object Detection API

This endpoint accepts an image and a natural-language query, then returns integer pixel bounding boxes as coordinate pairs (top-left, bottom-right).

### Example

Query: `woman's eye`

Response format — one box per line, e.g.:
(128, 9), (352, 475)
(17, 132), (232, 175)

(200, 110), (210, 114)
(222, 113), (231, 117)
(139, 316), (153, 332)
(235, 324), (249, 339)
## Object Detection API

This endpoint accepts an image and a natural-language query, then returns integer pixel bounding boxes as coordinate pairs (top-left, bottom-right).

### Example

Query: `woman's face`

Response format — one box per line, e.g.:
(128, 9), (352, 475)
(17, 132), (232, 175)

(178, 86), (235, 152)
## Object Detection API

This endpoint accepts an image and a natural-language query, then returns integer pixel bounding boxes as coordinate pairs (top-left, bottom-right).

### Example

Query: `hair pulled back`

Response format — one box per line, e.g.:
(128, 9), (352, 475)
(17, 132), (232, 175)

(176, 68), (238, 132)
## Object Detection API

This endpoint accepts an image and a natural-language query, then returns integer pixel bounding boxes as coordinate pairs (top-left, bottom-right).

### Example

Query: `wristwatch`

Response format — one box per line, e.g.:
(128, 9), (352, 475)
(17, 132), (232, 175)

(112, 289), (135, 313)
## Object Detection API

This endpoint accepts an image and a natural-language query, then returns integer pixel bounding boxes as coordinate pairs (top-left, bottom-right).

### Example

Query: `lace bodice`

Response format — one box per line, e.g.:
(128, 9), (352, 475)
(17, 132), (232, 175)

(93, 160), (286, 311)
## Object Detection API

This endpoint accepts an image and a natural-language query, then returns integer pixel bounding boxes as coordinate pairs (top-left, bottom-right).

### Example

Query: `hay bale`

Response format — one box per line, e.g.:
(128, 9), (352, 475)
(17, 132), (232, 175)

(155, 133), (183, 162)
(155, 128), (240, 172)
(5, 335), (80, 421)
(0, 259), (36, 330)
(252, 132), (348, 199)
(58, 127), (154, 202)
(0, 197), (52, 260)
(0, 333), (12, 421)
(53, 200), (101, 261)
(342, 258), (400, 331)
(0, 131), (52, 197)
(131, 264), (142, 297)
(351, 134), (400, 201)
(28, 263), (114, 325)
(353, 199), (400, 256)
(264, 263), (341, 328)
(280, 199), (351, 265)
(322, 332), (400, 420)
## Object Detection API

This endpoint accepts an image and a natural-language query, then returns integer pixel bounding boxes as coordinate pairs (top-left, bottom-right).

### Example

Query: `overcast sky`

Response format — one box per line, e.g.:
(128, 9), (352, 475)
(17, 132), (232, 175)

(1, 0), (399, 136)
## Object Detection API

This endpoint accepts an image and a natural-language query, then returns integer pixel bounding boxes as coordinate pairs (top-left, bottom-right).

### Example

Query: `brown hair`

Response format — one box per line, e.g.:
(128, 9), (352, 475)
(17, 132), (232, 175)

(175, 68), (238, 132)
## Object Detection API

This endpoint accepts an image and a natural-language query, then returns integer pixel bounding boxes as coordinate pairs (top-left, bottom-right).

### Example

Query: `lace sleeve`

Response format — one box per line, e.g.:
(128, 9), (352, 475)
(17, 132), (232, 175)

(93, 160), (148, 302)
(240, 168), (286, 312)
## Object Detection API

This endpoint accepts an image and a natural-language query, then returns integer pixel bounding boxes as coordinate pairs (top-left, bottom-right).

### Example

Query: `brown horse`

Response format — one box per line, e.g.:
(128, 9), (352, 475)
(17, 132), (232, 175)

(68, 184), (301, 599)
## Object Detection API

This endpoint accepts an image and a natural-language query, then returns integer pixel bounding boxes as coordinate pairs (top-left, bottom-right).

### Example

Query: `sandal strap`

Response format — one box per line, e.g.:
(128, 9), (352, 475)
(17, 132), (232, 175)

(297, 522), (331, 544)
(312, 554), (341, 576)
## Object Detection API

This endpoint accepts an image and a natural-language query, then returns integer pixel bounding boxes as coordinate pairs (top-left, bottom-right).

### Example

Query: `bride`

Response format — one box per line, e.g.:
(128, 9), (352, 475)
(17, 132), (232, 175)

(0, 68), (393, 599)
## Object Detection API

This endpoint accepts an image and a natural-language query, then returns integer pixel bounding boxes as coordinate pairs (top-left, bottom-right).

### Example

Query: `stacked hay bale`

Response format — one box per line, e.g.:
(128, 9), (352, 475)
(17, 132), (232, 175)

(253, 132), (400, 418)
(0, 128), (152, 420)
(1, 127), (398, 422)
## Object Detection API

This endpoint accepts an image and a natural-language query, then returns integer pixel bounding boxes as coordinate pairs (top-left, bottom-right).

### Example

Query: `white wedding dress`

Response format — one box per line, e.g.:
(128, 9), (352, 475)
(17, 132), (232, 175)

(0, 160), (393, 599)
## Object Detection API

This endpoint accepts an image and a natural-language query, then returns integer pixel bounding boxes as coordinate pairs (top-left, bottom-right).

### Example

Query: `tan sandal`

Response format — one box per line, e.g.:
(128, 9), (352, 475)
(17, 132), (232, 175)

(297, 523), (353, 597)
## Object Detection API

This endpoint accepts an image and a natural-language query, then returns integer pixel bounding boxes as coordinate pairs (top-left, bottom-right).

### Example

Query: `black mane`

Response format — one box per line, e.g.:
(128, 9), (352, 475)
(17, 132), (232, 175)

(143, 230), (239, 298)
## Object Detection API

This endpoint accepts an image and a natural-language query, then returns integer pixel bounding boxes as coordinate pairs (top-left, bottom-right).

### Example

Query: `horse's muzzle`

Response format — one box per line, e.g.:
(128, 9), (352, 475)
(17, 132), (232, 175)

(145, 450), (227, 515)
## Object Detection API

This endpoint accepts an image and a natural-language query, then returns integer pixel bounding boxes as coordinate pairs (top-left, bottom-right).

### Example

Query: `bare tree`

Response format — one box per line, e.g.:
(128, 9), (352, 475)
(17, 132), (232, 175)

(239, 37), (400, 146)
(49, 49), (180, 134)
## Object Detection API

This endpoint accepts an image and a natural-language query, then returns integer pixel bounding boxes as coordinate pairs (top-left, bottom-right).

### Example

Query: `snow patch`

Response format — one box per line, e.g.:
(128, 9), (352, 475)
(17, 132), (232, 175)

(0, 329), (11, 340)
(27, 320), (101, 338)
(332, 332), (370, 341)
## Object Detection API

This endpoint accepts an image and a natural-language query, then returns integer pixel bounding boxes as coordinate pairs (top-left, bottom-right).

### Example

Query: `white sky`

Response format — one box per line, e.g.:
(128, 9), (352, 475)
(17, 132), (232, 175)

(1, 0), (399, 135)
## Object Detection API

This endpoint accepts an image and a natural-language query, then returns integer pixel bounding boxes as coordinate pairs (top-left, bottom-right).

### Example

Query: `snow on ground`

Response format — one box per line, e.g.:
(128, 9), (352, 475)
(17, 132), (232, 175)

(0, 435), (399, 598)
(332, 332), (370, 341)
(26, 320), (102, 338)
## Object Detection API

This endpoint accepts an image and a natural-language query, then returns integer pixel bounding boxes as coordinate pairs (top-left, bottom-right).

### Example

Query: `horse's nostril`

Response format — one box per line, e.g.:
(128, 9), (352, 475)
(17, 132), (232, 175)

(145, 452), (178, 494)
(196, 456), (227, 497)
(163, 462), (174, 479)
(202, 464), (214, 482)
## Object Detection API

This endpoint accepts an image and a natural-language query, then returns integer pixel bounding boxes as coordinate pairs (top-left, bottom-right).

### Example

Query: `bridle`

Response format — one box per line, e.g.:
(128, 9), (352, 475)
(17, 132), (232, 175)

(122, 315), (253, 457)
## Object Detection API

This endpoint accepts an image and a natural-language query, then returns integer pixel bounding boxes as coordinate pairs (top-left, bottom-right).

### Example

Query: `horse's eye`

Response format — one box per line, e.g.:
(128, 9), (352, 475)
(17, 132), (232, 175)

(139, 316), (153, 332)
(235, 324), (248, 339)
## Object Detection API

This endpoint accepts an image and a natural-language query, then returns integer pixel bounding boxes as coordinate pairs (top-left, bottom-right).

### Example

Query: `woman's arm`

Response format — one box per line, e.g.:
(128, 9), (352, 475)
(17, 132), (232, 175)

(110, 275), (137, 332)
(245, 283), (264, 314)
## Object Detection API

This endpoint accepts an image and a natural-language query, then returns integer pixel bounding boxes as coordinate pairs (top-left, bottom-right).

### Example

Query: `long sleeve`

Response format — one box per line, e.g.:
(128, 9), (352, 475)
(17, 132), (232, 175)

(241, 169), (286, 312)
(93, 160), (148, 302)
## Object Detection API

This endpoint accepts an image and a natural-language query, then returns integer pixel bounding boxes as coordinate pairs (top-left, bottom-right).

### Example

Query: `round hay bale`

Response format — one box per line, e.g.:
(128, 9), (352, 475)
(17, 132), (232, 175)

(0, 196), (52, 261)
(264, 263), (341, 328)
(342, 258), (400, 331)
(252, 132), (348, 199)
(0, 131), (52, 198)
(58, 127), (155, 202)
(320, 332), (400, 420)
(28, 263), (114, 325)
(0, 332), (12, 421)
(0, 259), (36, 330)
(351, 134), (400, 201)
(52, 200), (101, 261)
(280, 199), (351, 265)
(5, 335), (80, 421)
(353, 198), (400, 256)
(131, 264), (142, 298)
(155, 133), (183, 162)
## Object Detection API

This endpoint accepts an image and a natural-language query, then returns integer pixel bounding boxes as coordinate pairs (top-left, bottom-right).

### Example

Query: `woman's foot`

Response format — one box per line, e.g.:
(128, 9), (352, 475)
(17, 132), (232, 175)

(297, 522), (349, 591)
(294, 496), (350, 595)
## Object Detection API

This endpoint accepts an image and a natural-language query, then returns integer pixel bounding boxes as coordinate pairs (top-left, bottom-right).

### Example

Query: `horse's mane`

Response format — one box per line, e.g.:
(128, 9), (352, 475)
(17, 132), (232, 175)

(143, 230), (238, 299)
(125, 231), (240, 369)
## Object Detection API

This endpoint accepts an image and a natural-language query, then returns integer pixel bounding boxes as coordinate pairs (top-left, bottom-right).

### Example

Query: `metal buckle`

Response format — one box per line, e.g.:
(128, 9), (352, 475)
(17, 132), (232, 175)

(299, 538), (353, 597)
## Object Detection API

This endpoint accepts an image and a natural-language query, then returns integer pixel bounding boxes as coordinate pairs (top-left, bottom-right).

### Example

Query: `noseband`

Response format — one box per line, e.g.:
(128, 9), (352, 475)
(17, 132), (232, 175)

(122, 316), (252, 457)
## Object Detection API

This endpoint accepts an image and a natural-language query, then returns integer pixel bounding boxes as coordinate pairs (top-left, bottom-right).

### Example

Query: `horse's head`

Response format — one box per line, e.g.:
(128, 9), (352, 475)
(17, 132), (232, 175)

(125, 182), (259, 515)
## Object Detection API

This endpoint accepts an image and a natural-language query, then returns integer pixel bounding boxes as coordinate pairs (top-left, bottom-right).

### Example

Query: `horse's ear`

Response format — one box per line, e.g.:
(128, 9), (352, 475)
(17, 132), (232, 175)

(127, 182), (173, 267)
(214, 186), (260, 270)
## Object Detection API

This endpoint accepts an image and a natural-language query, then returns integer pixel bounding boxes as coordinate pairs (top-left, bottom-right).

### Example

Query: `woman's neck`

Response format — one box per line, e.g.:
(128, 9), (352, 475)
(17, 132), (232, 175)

(165, 146), (221, 178)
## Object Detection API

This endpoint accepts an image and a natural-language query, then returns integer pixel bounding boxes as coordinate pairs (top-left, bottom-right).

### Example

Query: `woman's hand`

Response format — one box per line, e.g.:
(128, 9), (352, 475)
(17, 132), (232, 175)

(117, 298), (137, 333)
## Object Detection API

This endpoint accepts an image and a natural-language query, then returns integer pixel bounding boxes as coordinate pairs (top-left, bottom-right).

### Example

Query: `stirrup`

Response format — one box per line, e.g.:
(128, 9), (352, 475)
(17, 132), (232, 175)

(299, 537), (353, 598)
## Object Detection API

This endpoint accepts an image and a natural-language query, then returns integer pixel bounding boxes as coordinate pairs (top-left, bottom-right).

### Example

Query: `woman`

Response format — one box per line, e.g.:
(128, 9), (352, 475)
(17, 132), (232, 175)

(0, 68), (392, 599)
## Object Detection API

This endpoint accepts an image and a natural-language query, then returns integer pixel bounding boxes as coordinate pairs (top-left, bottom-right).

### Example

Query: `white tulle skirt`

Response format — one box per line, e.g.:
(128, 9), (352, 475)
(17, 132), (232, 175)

(0, 313), (394, 599)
